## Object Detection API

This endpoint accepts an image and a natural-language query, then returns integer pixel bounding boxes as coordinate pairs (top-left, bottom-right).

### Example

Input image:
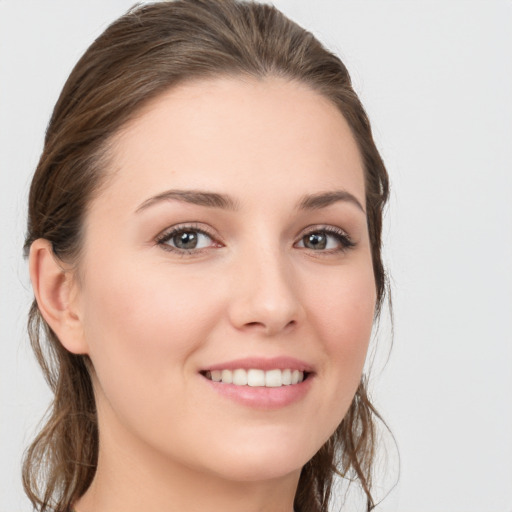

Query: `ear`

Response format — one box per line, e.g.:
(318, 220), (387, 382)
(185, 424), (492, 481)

(29, 239), (88, 355)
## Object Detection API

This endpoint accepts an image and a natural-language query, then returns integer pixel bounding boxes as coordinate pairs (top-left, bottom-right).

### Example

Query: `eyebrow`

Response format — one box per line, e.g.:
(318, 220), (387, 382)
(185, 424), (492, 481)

(135, 188), (365, 214)
(298, 190), (365, 213)
(135, 189), (239, 213)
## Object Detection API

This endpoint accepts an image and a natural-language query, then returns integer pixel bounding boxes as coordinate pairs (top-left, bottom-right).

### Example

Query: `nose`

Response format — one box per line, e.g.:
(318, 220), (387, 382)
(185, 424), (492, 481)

(227, 247), (304, 336)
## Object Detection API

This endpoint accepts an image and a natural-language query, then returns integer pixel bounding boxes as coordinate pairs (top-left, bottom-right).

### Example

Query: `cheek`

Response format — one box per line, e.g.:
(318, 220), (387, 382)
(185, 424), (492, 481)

(324, 275), (375, 356)
(83, 254), (217, 346)
(79, 255), (222, 415)
(310, 257), (375, 335)
(307, 261), (376, 399)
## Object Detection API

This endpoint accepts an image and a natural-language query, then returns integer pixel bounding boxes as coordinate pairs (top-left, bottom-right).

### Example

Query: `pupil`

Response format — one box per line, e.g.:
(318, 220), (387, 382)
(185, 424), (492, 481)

(305, 233), (326, 250)
(174, 231), (197, 249)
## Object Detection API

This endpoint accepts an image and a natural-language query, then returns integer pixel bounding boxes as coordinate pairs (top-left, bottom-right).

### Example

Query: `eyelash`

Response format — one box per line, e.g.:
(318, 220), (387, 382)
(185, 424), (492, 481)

(155, 224), (355, 255)
(155, 223), (219, 255)
(297, 226), (356, 254)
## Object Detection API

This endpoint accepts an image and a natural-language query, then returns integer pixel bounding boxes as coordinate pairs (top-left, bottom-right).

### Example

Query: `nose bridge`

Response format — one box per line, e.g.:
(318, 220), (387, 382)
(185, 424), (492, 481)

(228, 240), (302, 335)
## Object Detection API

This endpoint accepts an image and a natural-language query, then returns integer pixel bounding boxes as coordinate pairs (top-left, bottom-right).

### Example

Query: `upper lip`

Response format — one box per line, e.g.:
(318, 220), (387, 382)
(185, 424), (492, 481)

(201, 356), (314, 373)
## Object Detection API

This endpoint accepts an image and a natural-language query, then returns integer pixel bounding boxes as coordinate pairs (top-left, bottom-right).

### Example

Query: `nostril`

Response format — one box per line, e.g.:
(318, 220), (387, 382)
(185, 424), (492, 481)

(242, 321), (267, 331)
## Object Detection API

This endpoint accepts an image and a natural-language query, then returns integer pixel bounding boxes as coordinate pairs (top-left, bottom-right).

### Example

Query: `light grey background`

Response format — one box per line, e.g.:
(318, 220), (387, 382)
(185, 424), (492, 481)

(1, 1), (511, 511)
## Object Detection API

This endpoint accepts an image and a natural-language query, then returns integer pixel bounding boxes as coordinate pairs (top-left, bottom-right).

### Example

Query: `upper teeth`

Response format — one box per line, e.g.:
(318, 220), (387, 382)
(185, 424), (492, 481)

(205, 369), (305, 387)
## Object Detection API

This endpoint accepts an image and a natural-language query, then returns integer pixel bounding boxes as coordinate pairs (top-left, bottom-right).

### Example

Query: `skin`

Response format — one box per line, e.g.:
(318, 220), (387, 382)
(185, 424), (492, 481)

(31, 77), (376, 512)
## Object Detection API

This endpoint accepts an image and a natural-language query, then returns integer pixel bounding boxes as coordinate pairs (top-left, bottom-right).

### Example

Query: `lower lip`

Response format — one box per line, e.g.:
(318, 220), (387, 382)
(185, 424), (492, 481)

(201, 374), (314, 409)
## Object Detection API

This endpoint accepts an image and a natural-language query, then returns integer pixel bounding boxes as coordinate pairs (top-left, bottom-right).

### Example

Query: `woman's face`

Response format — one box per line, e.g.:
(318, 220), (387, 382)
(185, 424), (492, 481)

(74, 77), (376, 483)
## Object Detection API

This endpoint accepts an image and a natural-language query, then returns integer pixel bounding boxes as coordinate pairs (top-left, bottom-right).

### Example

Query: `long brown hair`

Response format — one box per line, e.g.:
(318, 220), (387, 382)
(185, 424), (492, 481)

(23, 1), (390, 511)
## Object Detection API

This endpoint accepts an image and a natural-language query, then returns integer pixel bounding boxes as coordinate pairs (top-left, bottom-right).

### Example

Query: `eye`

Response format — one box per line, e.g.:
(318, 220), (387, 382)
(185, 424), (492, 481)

(295, 227), (355, 252)
(156, 225), (219, 253)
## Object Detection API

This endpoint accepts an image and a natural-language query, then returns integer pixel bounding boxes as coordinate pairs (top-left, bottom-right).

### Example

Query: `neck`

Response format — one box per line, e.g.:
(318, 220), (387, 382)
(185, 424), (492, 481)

(75, 407), (299, 512)
(77, 455), (299, 512)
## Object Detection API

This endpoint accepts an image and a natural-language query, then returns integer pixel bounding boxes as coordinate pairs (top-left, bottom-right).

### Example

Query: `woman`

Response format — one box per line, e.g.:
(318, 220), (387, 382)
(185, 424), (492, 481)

(23, 1), (389, 511)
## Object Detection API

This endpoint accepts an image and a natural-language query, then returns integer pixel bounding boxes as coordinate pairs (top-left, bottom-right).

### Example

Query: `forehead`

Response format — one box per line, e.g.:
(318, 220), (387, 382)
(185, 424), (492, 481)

(96, 76), (365, 213)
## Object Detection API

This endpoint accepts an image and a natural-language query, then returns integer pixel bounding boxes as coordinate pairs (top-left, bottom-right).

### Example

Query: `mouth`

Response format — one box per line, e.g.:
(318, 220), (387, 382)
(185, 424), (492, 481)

(200, 368), (311, 387)
(199, 358), (315, 408)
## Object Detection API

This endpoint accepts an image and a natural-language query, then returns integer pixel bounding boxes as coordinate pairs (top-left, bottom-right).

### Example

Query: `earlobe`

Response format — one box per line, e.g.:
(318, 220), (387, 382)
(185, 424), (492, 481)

(29, 239), (88, 355)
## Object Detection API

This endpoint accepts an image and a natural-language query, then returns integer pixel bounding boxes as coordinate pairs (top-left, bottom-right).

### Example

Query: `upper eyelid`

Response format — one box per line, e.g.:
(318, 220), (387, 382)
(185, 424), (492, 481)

(155, 224), (221, 255)
(156, 222), (349, 236)
(156, 223), (219, 241)
(154, 223), (353, 248)
(297, 224), (351, 238)
(295, 225), (355, 250)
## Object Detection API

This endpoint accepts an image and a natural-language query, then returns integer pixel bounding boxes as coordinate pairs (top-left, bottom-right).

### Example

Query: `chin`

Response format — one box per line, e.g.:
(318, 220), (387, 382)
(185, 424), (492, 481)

(209, 456), (304, 483)
(197, 433), (320, 483)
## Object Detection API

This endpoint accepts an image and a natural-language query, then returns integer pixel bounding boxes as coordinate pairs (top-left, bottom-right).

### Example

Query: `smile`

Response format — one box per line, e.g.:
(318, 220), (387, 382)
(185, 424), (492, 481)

(202, 368), (307, 387)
